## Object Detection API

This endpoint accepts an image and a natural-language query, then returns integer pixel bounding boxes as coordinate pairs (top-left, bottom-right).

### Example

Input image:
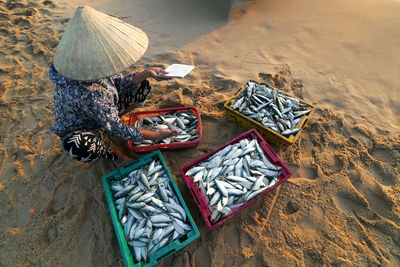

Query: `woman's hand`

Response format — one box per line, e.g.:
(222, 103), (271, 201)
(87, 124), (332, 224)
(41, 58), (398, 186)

(156, 128), (180, 139)
(141, 129), (179, 141)
(132, 67), (171, 84)
(145, 67), (171, 81)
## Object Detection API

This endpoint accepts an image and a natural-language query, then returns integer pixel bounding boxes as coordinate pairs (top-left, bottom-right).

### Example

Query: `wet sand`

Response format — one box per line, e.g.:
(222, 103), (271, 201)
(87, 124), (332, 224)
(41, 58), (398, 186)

(0, 0), (399, 266)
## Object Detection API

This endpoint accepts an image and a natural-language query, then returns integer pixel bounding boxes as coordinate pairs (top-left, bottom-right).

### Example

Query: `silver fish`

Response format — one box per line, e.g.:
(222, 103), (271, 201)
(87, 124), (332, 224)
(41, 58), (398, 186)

(152, 228), (164, 243)
(165, 201), (187, 221)
(185, 166), (205, 177)
(229, 81), (312, 137)
(150, 215), (171, 224)
(193, 170), (204, 183)
(215, 180), (228, 197)
(114, 185), (135, 198)
(185, 137), (282, 224)
(231, 96), (245, 109)
(135, 109), (199, 146)
(140, 173), (150, 189)
(136, 192), (156, 202)
(111, 159), (192, 263)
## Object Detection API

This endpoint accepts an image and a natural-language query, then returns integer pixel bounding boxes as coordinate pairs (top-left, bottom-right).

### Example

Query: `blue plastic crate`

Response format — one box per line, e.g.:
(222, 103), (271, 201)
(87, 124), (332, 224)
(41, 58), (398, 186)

(102, 150), (200, 267)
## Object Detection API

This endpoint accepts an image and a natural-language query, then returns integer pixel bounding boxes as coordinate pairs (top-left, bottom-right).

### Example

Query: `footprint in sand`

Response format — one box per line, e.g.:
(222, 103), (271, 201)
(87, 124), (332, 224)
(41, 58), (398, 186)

(258, 72), (273, 83)
(194, 246), (212, 267)
(201, 116), (243, 147)
(317, 151), (343, 176)
(263, 23), (273, 29)
(367, 162), (398, 186)
(239, 229), (253, 248)
(273, 55), (286, 63)
(370, 146), (395, 163)
(5, 2), (24, 10)
(46, 224), (58, 244)
(42, 0), (56, 8)
(38, 8), (51, 16)
(182, 87), (192, 97)
(22, 107), (38, 129)
(223, 224), (240, 251)
(303, 248), (324, 265)
(348, 168), (362, 188)
(290, 165), (318, 180)
(347, 166), (396, 221)
(12, 18), (31, 27)
(158, 88), (194, 108)
(258, 72), (288, 90)
(302, 166), (318, 179)
(47, 177), (72, 215)
(331, 155), (344, 174)
(209, 73), (239, 91)
(334, 192), (374, 220)
(368, 188), (396, 222)
(348, 126), (373, 147)
(284, 200), (300, 215)
(290, 79), (305, 99)
(8, 35), (17, 45)
(15, 197), (31, 229)
(15, 8), (36, 17)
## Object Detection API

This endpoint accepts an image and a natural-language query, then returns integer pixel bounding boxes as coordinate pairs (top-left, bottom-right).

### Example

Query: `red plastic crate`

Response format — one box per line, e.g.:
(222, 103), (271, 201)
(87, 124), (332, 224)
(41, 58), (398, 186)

(179, 129), (292, 230)
(126, 107), (203, 152)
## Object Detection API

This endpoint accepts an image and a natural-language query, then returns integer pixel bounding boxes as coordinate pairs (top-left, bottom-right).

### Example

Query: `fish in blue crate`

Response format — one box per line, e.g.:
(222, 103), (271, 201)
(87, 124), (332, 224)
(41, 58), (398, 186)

(185, 137), (282, 223)
(111, 159), (192, 263)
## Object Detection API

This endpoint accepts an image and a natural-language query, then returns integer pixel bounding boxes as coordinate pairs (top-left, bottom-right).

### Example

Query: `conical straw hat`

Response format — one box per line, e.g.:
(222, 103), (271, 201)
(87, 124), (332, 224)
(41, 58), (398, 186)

(53, 5), (148, 81)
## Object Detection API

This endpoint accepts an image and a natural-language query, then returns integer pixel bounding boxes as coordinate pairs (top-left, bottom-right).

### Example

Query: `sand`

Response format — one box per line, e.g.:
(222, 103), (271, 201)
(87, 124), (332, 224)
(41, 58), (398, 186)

(0, 0), (399, 266)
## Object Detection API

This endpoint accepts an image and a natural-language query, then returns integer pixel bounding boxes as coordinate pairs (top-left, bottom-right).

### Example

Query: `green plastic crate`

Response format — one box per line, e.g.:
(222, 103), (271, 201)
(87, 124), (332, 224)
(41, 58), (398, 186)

(102, 150), (200, 267)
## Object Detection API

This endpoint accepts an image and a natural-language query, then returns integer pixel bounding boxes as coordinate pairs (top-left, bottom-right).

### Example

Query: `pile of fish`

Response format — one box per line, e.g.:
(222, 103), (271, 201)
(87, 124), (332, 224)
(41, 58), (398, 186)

(185, 137), (282, 223)
(230, 81), (312, 137)
(135, 109), (199, 146)
(111, 159), (192, 263)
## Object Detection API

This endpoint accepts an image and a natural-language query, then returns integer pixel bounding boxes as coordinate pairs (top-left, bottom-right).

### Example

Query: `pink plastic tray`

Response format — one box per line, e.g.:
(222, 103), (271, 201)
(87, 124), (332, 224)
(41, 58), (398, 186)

(126, 106), (202, 153)
(179, 129), (292, 230)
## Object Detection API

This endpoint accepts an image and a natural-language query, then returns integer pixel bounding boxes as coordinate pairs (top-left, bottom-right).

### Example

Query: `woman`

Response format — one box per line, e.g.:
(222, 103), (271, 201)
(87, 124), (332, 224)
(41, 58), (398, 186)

(50, 5), (178, 162)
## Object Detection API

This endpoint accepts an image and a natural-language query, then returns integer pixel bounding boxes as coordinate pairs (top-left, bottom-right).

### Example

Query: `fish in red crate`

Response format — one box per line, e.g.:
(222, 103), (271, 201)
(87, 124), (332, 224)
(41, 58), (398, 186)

(185, 137), (282, 223)
(135, 109), (199, 146)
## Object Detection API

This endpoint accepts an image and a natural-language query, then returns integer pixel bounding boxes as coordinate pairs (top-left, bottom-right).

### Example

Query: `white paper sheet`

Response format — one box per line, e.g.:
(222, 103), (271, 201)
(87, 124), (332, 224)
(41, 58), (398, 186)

(158, 64), (195, 79)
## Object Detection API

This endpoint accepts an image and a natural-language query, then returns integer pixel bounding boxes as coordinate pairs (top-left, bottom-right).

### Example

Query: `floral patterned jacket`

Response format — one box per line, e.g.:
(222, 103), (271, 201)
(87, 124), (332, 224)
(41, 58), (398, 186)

(49, 64), (143, 142)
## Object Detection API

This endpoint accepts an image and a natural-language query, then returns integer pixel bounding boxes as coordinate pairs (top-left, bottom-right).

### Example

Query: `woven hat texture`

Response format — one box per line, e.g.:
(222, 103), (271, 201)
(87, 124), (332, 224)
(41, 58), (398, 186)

(54, 5), (148, 80)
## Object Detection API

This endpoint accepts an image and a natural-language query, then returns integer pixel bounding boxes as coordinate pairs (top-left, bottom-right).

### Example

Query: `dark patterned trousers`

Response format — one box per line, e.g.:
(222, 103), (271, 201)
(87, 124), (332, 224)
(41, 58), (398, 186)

(62, 80), (151, 162)
(118, 79), (151, 115)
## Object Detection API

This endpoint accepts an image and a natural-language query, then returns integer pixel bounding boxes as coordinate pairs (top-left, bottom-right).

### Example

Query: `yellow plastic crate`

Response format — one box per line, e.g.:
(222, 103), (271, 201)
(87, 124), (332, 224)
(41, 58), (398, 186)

(224, 81), (315, 148)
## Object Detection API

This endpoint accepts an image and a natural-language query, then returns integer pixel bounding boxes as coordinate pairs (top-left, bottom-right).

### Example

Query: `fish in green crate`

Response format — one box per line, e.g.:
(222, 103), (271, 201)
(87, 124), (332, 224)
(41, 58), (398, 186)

(111, 159), (192, 263)
(134, 109), (199, 146)
(185, 137), (282, 224)
(230, 81), (312, 137)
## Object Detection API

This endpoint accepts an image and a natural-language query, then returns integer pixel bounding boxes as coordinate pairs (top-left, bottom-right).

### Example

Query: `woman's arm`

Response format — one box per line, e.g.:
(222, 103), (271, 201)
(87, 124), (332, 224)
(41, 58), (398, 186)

(82, 88), (145, 142)
(110, 67), (170, 96)
(84, 89), (178, 142)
